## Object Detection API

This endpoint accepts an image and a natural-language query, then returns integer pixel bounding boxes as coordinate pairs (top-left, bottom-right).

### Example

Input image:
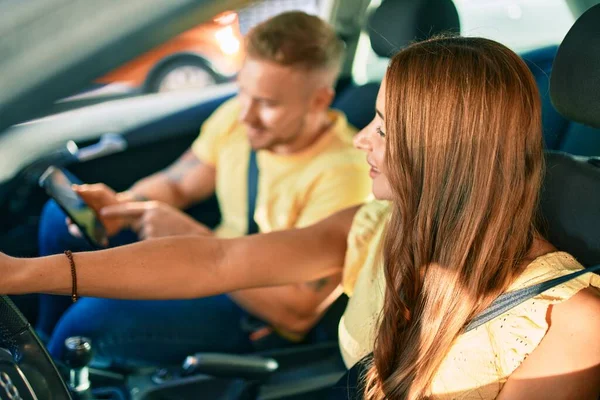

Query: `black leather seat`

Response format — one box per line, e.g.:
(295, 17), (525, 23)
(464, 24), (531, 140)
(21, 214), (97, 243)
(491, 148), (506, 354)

(521, 45), (600, 156)
(540, 151), (600, 267)
(539, 3), (600, 269)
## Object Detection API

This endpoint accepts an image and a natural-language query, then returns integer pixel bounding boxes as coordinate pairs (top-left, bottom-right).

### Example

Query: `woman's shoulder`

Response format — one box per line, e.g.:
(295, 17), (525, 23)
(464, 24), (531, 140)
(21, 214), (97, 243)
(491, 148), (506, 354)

(551, 285), (600, 330)
(354, 199), (391, 219)
(499, 251), (600, 344)
(349, 200), (391, 238)
(497, 286), (600, 398)
(511, 251), (600, 345)
(342, 200), (391, 296)
(550, 286), (600, 347)
(346, 199), (391, 253)
(508, 251), (600, 294)
(486, 251), (600, 380)
(538, 256), (600, 361)
(433, 252), (600, 398)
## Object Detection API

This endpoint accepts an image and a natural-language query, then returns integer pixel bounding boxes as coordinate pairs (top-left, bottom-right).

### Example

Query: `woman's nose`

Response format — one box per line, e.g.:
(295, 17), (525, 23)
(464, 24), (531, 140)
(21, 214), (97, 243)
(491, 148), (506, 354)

(353, 128), (372, 151)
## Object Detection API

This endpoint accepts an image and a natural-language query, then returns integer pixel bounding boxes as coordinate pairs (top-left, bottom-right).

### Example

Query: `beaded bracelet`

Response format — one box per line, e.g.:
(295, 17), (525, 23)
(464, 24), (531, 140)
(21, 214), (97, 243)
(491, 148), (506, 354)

(64, 250), (78, 302)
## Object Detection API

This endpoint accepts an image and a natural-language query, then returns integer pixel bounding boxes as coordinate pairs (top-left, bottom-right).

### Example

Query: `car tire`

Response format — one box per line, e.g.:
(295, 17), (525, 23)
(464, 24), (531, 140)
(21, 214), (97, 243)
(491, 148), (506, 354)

(146, 58), (220, 93)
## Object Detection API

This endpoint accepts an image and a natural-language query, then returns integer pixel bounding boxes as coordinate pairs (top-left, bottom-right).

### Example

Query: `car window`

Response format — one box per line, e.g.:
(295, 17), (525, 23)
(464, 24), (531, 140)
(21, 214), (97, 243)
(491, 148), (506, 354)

(454, 0), (574, 52)
(54, 0), (329, 116)
(238, 0), (323, 34)
(352, 0), (575, 85)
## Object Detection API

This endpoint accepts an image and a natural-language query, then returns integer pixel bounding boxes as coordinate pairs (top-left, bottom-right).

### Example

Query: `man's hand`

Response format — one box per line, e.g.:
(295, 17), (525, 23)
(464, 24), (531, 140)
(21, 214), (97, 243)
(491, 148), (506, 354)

(72, 184), (125, 236)
(100, 201), (213, 240)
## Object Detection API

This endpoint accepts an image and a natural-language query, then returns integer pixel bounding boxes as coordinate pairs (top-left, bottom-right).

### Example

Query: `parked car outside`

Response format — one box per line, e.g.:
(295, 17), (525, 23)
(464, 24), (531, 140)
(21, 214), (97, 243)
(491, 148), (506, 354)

(95, 11), (244, 93)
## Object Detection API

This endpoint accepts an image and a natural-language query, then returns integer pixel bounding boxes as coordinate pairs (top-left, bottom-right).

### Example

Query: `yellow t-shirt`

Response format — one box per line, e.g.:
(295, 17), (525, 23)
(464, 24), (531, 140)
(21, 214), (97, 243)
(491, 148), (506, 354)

(339, 200), (600, 399)
(191, 97), (371, 237)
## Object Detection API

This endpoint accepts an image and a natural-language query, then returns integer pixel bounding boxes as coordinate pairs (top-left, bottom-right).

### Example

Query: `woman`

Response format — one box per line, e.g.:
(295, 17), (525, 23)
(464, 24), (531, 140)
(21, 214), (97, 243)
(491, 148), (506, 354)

(2, 37), (600, 399)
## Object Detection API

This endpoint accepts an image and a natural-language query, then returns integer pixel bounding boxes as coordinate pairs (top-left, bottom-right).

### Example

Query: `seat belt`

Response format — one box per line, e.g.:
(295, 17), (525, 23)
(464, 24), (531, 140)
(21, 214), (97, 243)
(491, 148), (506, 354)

(247, 150), (259, 235)
(466, 262), (600, 330)
(329, 264), (600, 399)
(242, 150), (304, 349)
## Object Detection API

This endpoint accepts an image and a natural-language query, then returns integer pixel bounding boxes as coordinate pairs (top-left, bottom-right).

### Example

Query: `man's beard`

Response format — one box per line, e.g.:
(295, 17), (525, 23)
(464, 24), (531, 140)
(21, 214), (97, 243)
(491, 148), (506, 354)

(248, 118), (306, 151)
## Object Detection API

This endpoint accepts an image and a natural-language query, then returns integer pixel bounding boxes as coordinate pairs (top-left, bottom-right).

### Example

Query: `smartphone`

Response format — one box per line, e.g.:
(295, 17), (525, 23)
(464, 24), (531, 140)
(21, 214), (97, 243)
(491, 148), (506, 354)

(39, 166), (108, 249)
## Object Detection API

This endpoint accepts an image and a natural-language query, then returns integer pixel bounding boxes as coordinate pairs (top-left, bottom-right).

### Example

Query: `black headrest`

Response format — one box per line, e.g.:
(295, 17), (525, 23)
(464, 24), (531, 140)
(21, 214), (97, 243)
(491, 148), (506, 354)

(550, 4), (600, 129)
(368, 0), (460, 58)
(540, 152), (600, 267)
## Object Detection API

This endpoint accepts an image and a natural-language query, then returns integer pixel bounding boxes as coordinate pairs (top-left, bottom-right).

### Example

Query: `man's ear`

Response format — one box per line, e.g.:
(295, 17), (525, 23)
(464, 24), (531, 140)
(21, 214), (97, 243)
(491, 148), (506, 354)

(310, 86), (335, 113)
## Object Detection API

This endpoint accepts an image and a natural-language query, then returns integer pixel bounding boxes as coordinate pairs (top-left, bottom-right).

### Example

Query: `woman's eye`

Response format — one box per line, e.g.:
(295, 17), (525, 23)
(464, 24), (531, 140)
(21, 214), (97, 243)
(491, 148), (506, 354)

(376, 127), (386, 138)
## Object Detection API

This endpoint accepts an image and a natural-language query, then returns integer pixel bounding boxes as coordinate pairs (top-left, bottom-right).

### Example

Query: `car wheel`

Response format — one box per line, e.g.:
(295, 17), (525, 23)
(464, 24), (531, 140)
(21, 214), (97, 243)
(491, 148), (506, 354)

(148, 59), (219, 93)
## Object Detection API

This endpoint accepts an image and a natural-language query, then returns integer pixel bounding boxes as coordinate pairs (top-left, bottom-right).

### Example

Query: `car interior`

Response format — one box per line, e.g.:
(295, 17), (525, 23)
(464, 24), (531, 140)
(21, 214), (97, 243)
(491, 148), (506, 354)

(0, 0), (599, 399)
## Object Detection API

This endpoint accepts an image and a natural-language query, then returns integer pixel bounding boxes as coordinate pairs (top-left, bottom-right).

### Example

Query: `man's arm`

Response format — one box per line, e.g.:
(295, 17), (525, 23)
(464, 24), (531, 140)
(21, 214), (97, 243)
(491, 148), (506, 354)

(128, 99), (238, 208)
(228, 273), (343, 335)
(124, 149), (216, 209)
(229, 165), (371, 334)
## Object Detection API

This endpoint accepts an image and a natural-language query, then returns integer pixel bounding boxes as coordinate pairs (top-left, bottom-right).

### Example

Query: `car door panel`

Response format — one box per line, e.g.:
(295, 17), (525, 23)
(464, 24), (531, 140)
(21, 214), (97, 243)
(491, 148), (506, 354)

(0, 88), (235, 256)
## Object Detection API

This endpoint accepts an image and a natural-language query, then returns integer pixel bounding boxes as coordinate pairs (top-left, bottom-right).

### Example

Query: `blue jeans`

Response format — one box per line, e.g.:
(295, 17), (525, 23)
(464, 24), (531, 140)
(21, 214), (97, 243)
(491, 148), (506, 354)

(37, 200), (287, 367)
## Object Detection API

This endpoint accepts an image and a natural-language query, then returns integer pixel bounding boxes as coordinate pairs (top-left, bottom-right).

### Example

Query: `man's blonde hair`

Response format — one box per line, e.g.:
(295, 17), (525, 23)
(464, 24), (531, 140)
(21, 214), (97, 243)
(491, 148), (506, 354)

(245, 11), (344, 74)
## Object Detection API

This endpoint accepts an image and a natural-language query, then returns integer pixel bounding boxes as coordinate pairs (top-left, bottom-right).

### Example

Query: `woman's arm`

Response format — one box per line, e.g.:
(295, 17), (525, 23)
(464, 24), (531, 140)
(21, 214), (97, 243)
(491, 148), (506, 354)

(3, 206), (359, 300)
(497, 287), (600, 400)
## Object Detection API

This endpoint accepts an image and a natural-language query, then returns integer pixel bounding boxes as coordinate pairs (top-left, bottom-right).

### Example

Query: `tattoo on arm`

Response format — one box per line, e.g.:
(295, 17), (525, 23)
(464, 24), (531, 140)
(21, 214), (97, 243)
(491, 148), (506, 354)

(306, 277), (330, 292)
(163, 154), (201, 183)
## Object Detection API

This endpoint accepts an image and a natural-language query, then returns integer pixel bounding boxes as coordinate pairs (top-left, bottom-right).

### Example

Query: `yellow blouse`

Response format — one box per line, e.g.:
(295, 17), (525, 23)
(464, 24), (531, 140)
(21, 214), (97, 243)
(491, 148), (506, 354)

(338, 200), (600, 399)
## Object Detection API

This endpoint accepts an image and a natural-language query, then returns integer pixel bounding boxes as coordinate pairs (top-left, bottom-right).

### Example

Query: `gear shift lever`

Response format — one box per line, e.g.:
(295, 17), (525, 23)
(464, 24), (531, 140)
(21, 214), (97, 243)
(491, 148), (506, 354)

(64, 336), (94, 398)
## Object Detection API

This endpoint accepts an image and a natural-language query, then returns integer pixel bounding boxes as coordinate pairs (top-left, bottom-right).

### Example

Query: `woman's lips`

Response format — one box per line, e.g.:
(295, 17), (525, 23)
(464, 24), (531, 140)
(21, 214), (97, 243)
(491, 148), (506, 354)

(368, 160), (380, 178)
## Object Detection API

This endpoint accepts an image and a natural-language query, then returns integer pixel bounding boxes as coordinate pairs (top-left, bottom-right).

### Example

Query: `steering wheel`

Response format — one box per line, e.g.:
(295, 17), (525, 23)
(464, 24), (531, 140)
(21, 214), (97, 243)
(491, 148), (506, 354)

(0, 295), (71, 399)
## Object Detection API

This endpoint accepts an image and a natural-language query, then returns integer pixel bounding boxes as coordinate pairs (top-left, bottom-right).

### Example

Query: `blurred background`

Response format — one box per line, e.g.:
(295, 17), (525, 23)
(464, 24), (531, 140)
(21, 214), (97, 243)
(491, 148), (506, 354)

(57, 0), (574, 109)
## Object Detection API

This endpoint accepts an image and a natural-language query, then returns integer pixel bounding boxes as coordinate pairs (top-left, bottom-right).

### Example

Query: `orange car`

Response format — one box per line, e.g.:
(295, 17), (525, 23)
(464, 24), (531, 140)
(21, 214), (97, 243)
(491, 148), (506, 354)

(96, 11), (245, 93)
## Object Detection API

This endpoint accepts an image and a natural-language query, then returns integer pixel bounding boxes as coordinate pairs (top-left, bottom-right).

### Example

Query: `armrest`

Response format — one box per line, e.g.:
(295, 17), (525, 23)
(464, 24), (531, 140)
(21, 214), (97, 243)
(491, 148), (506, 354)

(181, 353), (278, 381)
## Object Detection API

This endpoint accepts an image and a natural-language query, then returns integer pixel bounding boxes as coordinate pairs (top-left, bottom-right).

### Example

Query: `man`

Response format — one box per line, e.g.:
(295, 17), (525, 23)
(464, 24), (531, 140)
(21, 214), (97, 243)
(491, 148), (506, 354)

(38, 11), (371, 365)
